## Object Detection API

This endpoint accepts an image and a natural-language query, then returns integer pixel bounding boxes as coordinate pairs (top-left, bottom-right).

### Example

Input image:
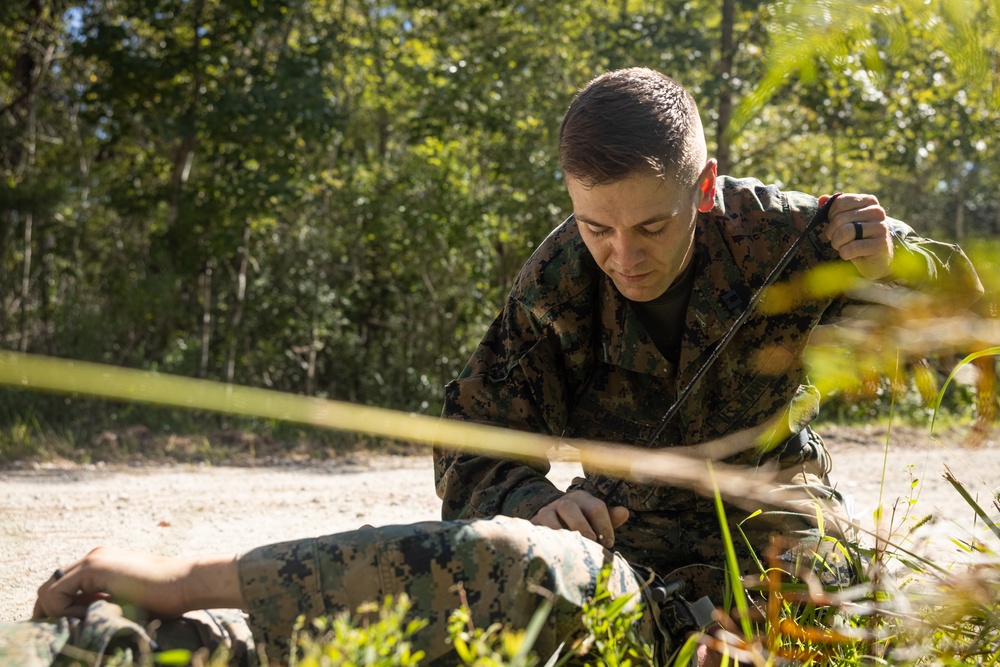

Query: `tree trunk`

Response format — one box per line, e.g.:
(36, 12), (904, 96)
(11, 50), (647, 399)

(225, 225), (251, 384)
(954, 163), (965, 241)
(306, 325), (319, 397)
(15, 30), (47, 353)
(18, 210), (32, 352)
(199, 264), (213, 378)
(39, 227), (53, 341)
(0, 212), (10, 338)
(716, 0), (735, 174)
(63, 112), (90, 306)
(166, 0), (206, 232)
(166, 139), (196, 231)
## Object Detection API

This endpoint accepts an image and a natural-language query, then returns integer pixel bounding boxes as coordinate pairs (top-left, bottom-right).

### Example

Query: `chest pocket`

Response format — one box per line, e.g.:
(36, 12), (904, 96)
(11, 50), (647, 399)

(477, 333), (573, 437)
(564, 362), (676, 444)
(693, 342), (799, 446)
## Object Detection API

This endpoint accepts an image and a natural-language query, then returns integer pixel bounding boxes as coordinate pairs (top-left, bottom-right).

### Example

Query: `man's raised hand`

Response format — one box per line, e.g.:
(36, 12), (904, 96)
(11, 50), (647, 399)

(818, 193), (894, 280)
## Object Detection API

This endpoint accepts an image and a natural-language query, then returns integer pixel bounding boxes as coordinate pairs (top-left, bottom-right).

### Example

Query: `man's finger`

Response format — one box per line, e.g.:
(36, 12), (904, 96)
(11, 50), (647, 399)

(819, 192), (884, 245)
(530, 506), (563, 531)
(33, 560), (96, 620)
(609, 505), (630, 529)
(555, 500), (600, 542)
(34, 566), (68, 619)
(532, 503), (589, 535)
(828, 209), (886, 251)
(837, 236), (887, 262)
(531, 491), (618, 546)
(575, 498), (622, 547)
(592, 505), (629, 548)
(828, 192), (880, 212)
(532, 501), (599, 542)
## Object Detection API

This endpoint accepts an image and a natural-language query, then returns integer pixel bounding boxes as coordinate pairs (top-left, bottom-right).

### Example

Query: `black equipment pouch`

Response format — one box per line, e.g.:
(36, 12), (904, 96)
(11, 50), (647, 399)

(648, 578), (716, 650)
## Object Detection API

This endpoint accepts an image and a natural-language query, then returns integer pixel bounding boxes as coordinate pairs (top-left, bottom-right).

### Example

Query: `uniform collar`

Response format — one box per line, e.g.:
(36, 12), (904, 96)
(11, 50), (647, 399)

(598, 273), (676, 379)
(677, 215), (750, 385)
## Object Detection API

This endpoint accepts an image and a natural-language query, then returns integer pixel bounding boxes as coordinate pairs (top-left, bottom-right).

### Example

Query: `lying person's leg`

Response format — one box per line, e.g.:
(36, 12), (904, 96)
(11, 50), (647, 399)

(239, 515), (649, 663)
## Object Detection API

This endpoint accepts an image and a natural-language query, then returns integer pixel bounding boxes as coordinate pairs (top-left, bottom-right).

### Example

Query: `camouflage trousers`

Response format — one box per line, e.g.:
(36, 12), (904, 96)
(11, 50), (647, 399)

(239, 516), (656, 664)
(1, 512), (854, 666)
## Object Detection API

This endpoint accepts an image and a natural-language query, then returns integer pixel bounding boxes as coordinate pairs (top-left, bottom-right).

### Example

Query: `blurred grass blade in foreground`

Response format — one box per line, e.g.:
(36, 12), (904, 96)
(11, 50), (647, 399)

(0, 351), (815, 513)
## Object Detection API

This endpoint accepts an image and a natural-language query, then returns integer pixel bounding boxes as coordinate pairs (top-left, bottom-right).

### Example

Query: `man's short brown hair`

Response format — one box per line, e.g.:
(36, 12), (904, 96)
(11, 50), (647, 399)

(559, 68), (707, 188)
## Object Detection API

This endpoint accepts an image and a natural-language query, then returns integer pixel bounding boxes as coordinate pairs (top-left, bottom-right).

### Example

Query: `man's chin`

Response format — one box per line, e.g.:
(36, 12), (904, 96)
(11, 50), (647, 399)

(613, 279), (658, 302)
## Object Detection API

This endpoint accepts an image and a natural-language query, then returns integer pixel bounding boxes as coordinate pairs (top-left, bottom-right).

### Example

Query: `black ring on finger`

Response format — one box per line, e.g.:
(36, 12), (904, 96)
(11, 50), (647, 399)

(53, 568), (64, 581)
(853, 221), (864, 240)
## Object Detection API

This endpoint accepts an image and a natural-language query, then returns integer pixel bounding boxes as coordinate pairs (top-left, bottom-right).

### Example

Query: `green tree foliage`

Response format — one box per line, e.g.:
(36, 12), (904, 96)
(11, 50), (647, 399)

(0, 0), (996, 440)
(737, 0), (1000, 240)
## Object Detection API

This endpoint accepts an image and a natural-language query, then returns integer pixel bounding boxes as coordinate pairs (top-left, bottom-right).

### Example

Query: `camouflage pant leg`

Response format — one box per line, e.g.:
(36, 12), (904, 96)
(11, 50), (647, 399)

(751, 463), (859, 585)
(238, 515), (654, 665)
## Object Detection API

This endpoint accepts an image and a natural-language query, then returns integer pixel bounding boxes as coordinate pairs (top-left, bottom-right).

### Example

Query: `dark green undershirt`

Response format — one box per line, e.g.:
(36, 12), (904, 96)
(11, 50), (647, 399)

(626, 259), (696, 365)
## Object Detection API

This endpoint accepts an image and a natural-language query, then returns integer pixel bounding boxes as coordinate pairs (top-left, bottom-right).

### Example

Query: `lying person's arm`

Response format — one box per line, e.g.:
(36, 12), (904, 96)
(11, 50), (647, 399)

(33, 546), (242, 619)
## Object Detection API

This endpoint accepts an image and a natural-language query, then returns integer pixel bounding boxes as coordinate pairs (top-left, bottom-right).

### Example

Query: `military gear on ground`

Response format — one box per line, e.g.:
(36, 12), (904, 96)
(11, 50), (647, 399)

(0, 600), (254, 666)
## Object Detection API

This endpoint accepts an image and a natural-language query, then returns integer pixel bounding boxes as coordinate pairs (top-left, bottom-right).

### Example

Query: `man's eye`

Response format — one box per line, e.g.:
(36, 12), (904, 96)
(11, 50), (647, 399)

(641, 226), (666, 237)
(587, 225), (611, 237)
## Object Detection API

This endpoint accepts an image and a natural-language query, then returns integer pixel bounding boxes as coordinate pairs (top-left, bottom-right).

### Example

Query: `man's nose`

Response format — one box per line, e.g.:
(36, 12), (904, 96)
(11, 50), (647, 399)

(612, 238), (643, 270)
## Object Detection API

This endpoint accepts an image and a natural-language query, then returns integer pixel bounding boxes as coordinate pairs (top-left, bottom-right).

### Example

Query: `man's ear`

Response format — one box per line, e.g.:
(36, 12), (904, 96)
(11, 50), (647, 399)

(696, 159), (718, 213)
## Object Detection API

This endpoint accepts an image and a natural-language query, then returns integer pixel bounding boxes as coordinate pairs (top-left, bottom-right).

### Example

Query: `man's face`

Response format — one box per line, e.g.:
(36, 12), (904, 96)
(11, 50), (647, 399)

(566, 169), (714, 302)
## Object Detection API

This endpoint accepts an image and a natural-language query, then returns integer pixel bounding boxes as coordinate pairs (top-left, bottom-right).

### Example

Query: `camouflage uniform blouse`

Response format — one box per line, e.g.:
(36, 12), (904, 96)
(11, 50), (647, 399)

(435, 177), (980, 569)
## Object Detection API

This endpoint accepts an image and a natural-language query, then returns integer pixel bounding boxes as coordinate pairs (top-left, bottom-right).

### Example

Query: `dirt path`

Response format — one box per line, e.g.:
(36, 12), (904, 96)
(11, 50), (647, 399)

(2, 424), (998, 622)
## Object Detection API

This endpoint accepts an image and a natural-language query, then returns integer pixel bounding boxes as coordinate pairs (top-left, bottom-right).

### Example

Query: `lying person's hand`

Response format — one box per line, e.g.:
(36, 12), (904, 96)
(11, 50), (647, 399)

(530, 490), (629, 549)
(33, 546), (241, 620)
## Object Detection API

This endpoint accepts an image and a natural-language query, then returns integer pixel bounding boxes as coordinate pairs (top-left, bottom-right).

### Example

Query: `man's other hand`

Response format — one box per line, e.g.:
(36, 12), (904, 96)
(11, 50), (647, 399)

(530, 490), (629, 548)
(818, 193), (893, 280)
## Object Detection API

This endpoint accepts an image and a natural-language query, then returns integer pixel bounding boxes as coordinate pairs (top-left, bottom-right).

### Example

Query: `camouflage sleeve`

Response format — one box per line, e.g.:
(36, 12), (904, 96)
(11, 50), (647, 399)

(434, 295), (570, 521)
(781, 189), (983, 315)
(883, 218), (984, 306)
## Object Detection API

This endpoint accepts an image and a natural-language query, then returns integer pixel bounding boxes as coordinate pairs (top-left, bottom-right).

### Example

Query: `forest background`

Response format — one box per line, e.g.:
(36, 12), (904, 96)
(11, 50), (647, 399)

(2, 0), (999, 458)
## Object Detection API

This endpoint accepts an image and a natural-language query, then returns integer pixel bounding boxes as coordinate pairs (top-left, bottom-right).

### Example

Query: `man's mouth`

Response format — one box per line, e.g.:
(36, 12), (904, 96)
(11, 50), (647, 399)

(617, 271), (651, 284)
